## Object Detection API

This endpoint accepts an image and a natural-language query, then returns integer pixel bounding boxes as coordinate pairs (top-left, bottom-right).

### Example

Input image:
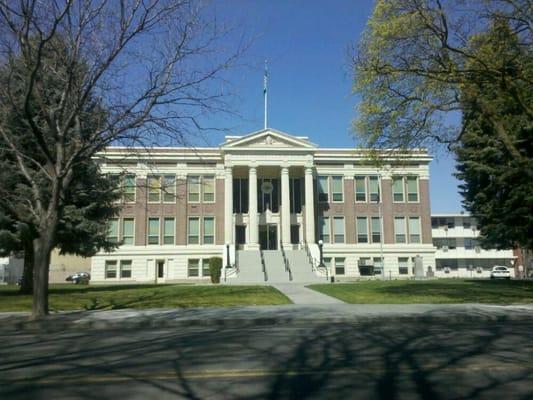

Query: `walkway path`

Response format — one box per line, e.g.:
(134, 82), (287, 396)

(273, 283), (344, 305)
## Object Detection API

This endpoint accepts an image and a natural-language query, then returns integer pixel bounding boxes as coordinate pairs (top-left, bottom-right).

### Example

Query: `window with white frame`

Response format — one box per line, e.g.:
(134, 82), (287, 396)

(203, 217), (215, 244)
(331, 176), (343, 202)
(122, 218), (134, 245)
(163, 218), (175, 244)
(319, 216), (330, 243)
(356, 217), (368, 243)
(188, 259), (199, 277)
(107, 219), (119, 243)
(335, 258), (345, 275)
(318, 176), (329, 202)
(373, 257), (383, 275)
(333, 217), (345, 243)
(202, 259), (211, 276)
(371, 217), (381, 243)
(369, 176), (380, 202)
(406, 176), (419, 202)
(148, 218), (160, 245)
(188, 217), (200, 244)
(203, 176), (215, 202)
(392, 176), (404, 202)
(394, 217), (407, 243)
(355, 176), (366, 202)
(120, 260), (132, 278)
(123, 175), (136, 202)
(162, 175), (176, 203)
(398, 257), (409, 274)
(105, 260), (117, 279)
(187, 176), (201, 203)
(148, 175), (161, 202)
(408, 217), (421, 243)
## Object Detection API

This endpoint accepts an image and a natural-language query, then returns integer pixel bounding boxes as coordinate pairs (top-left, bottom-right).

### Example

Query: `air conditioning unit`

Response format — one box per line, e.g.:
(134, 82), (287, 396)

(442, 246), (449, 252)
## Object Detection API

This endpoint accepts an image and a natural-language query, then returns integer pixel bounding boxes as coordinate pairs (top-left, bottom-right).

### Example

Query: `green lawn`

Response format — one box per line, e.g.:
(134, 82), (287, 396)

(0, 284), (291, 312)
(309, 279), (533, 304)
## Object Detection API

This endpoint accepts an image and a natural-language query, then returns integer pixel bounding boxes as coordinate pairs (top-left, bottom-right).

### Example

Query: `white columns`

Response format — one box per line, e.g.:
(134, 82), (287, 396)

(224, 166), (233, 244)
(281, 166), (291, 246)
(248, 166), (259, 248)
(305, 167), (316, 243)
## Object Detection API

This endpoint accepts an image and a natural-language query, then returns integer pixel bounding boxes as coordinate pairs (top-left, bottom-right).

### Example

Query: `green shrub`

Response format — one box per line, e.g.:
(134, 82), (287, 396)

(209, 257), (223, 284)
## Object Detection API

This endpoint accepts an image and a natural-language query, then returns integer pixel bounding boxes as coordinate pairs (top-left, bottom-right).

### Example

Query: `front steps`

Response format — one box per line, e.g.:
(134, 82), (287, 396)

(227, 249), (326, 284)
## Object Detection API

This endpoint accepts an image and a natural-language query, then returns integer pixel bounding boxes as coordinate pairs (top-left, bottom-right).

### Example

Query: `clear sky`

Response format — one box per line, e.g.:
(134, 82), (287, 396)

(205, 0), (463, 213)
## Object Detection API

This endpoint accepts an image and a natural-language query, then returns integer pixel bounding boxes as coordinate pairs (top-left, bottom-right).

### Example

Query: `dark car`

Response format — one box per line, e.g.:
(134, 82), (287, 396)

(66, 272), (91, 284)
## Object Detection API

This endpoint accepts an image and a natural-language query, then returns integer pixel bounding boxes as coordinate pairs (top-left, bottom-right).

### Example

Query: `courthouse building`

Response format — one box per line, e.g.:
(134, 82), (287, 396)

(91, 129), (436, 283)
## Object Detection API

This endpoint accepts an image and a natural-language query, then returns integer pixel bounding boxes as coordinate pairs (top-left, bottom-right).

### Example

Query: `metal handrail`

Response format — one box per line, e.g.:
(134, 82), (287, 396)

(223, 250), (240, 282)
(304, 242), (329, 281)
(260, 249), (268, 282)
(280, 244), (292, 281)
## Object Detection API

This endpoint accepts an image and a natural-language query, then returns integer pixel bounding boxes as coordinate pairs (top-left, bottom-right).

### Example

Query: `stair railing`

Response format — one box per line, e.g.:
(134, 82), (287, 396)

(260, 249), (268, 281)
(224, 250), (240, 282)
(280, 244), (292, 281)
(304, 242), (329, 281)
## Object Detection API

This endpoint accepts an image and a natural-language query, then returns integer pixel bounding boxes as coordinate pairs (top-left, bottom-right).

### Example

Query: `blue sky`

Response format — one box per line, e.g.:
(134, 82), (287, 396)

(206, 0), (463, 213)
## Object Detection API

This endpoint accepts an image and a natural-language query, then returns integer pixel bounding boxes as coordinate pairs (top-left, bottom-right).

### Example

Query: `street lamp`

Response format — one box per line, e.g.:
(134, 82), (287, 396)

(318, 239), (324, 267)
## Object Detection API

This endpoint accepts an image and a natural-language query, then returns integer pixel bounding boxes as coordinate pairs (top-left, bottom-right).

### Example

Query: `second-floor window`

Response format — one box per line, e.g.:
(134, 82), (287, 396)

(409, 217), (421, 243)
(356, 217), (368, 243)
(394, 217), (407, 243)
(107, 217), (135, 245)
(319, 216), (330, 243)
(122, 218), (134, 245)
(392, 176), (419, 203)
(333, 217), (345, 243)
(371, 217), (381, 243)
(188, 216), (216, 245)
(392, 177), (404, 202)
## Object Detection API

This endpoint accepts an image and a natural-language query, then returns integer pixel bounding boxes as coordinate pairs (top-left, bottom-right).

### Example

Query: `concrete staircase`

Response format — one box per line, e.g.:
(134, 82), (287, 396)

(227, 250), (265, 284)
(286, 250), (327, 283)
(262, 250), (290, 283)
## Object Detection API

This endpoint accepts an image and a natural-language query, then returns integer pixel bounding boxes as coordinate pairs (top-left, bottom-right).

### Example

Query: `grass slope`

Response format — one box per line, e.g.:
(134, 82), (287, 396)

(0, 284), (291, 312)
(309, 279), (533, 304)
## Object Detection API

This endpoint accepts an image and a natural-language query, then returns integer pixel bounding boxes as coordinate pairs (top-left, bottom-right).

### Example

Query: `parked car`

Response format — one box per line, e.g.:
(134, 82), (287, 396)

(66, 272), (91, 284)
(490, 266), (511, 280)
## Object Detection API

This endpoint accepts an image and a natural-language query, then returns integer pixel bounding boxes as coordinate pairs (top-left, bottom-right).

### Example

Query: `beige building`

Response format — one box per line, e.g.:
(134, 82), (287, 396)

(91, 129), (436, 283)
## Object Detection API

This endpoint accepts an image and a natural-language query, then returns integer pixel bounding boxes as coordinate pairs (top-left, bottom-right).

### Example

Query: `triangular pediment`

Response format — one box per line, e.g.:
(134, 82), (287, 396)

(222, 128), (317, 150)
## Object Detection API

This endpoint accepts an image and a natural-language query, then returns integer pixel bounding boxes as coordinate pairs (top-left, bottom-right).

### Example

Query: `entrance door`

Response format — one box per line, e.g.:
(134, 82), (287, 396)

(259, 225), (277, 250)
(291, 225), (299, 245)
(156, 260), (165, 283)
(235, 225), (246, 250)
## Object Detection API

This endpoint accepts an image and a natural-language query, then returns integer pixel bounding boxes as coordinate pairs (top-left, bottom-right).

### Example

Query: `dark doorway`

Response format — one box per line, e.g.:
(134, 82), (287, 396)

(259, 225), (277, 250)
(235, 225), (246, 249)
(156, 260), (165, 279)
(291, 225), (299, 245)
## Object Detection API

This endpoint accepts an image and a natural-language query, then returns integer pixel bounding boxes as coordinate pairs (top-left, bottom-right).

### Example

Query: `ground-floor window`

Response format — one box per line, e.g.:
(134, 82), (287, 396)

(105, 260), (117, 278)
(335, 258), (345, 275)
(120, 260), (132, 278)
(202, 259), (211, 276)
(188, 258), (213, 278)
(398, 257), (409, 275)
(373, 257), (383, 275)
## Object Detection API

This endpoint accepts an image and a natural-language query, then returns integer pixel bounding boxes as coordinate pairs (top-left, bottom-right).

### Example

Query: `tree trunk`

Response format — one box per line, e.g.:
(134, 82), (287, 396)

(19, 242), (34, 295)
(32, 235), (53, 318)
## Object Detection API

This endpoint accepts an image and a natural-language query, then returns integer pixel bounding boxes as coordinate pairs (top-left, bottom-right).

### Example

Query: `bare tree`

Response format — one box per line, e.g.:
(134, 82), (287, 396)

(0, 0), (245, 317)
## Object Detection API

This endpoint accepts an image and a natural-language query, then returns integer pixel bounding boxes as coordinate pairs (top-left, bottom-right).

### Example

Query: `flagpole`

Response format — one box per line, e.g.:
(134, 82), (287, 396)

(264, 59), (268, 130)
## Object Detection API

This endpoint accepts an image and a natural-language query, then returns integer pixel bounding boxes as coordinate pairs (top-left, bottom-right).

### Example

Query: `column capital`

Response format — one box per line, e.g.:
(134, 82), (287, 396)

(305, 166), (314, 175)
(249, 166), (257, 174)
(281, 166), (289, 175)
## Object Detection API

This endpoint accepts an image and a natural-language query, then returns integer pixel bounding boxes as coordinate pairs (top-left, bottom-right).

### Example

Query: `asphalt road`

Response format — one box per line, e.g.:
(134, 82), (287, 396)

(1, 317), (532, 399)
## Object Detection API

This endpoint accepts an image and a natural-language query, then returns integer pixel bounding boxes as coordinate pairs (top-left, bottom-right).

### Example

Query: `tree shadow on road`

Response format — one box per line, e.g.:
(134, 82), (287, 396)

(0, 317), (532, 399)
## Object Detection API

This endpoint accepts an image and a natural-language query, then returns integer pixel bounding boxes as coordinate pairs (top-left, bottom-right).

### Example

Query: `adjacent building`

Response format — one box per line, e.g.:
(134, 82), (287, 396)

(91, 129), (436, 283)
(431, 213), (516, 278)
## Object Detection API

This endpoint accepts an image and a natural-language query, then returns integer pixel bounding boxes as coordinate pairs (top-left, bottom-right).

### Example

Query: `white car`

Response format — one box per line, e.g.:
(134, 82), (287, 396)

(490, 266), (511, 280)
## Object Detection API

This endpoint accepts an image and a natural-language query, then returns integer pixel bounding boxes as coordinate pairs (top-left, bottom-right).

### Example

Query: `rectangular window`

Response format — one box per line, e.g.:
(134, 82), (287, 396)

(318, 176), (329, 202)
(335, 258), (345, 275)
(203, 217), (215, 244)
(105, 260), (117, 279)
(203, 176), (215, 202)
(148, 218), (160, 245)
(319, 216), (330, 243)
(371, 217), (381, 243)
(392, 177), (404, 202)
(333, 217), (345, 243)
(406, 176), (419, 202)
(120, 260), (132, 278)
(331, 176), (343, 202)
(148, 175), (161, 202)
(162, 175), (176, 203)
(355, 176), (366, 202)
(369, 176), (379, 202)
(394, 217), (406, 243)
(409, 217), (421, 243)
(163, 217), (175, 245)
(188, 259), (199, 277)
(356, 217), (368, 243)
(188, 217), (200, 244)
(107, 219), (119, 243)
(202, 259), (211, 276)
(123, 175), (136, 202)
(463, 219), (471, 229)
(122, 218), (134, 245)
(398, 257), (409, 275)
(373, 257), (383, 275)
(188, 176), (200, 203)
(464, 238), (473, 250)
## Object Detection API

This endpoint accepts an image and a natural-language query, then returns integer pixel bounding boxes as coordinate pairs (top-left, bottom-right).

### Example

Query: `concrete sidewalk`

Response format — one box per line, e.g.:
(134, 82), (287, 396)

(1, 303), (532, 333)
(273, 283), (344, 304)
